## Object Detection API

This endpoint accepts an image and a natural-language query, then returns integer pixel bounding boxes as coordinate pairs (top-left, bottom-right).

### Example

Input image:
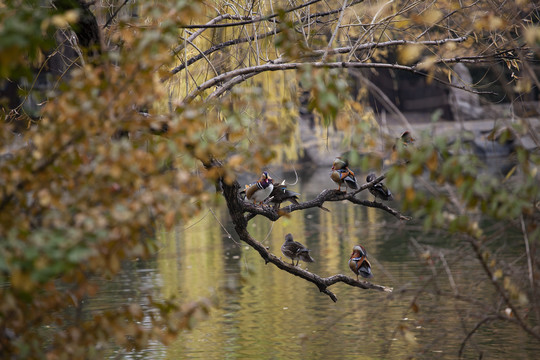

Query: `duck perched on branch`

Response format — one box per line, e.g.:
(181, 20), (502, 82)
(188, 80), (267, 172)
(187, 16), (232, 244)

(241, 172), (274, 204)
(366, 172), (393, 202)
(393, 131), (415, 151)
(330, 157), (358, 192)
(349, 245), (373, 280)
(281, 233), (315, 266)
(268, 180), (300, 209)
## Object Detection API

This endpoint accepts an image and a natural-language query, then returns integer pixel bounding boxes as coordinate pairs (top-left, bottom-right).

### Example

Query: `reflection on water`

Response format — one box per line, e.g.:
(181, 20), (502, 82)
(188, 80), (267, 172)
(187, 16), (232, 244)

(90, 167), (539, 359)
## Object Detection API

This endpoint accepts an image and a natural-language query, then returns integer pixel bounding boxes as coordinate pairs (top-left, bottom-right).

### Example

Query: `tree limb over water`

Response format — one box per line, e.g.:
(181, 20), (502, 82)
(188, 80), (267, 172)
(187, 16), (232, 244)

(207, 159), (395, 301)
(243, 175), (411, 222)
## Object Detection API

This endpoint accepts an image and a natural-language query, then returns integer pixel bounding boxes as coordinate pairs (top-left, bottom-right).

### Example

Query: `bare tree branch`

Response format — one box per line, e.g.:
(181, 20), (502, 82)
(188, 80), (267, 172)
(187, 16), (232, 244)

(171, 32), (471, 76)
(241, 173), (411, 222)
(178, 0), (328, 29)
(320, 0), (349, 62)
(349, 69), (413, 132)
(234, 223), (392, 302)
(170, 28), (278, 76)
(181, 59), (495, 104)
(170, 0), (367, 75)
(467, 235), (540, 341)
(458, 316), (497, 359)
(103, 0), (130, 29)
(173, 14), (241, 55)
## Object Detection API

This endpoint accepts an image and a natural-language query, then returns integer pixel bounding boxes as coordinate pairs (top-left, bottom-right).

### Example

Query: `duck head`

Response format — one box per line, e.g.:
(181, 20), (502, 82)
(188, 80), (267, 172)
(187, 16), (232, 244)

(331, 157), (348, 171)
(258, 171), (273, 188)
(400, 131), (415, 145)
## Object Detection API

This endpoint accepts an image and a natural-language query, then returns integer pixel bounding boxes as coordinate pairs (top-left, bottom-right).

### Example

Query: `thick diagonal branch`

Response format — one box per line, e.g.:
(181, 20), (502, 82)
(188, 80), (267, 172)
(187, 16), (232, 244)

(208, 161), (393, 302)
(232, 219), (392, 302)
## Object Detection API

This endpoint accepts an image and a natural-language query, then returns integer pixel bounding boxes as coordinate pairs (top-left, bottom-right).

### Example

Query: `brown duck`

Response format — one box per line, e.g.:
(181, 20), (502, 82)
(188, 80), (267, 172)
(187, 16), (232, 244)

(281, 233), (315, 266)
(348, 245), (373, 280)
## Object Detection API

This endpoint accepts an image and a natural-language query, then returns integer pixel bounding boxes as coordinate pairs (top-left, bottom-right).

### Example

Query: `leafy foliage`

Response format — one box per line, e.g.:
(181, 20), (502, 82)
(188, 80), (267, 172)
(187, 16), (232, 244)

(1, 0), (540, 358)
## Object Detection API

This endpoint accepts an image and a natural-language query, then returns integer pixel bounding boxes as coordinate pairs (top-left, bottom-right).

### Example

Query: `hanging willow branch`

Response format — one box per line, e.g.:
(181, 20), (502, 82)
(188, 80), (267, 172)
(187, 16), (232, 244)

(205, 159), (394, 302)
(171, 0), (367, 75)
(181, 59), (496, 104)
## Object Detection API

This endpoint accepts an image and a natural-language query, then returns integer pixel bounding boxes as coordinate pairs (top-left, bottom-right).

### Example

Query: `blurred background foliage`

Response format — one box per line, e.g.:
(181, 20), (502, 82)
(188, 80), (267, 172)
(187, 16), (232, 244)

(1, 0), (540, 358)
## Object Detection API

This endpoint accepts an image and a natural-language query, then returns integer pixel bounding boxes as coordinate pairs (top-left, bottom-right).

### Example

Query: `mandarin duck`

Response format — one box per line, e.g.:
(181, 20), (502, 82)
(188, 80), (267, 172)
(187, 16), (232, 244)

(242, 172), (274, 204)
(281, 233), (315, 266)
(349, 245), (373, 280)
(389, 131), (416, 165)
(393, 131), (415, 151)
(366, 172), (393, 202)
(330, 157), (359, 192)
(269, 180), (300, 209)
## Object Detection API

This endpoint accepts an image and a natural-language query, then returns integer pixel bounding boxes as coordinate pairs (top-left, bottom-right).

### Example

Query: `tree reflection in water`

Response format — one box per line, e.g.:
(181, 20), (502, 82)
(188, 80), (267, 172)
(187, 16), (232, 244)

(88, 167), (538, 359)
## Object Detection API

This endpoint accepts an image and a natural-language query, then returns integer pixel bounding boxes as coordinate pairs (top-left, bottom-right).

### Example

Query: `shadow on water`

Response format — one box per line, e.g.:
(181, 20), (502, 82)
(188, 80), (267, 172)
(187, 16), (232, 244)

(89, 166), (538, 359)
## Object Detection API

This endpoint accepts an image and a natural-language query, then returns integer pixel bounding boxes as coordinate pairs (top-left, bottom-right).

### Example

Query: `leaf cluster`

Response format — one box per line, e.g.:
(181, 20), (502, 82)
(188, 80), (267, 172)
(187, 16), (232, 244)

(1, 0), (540, 358)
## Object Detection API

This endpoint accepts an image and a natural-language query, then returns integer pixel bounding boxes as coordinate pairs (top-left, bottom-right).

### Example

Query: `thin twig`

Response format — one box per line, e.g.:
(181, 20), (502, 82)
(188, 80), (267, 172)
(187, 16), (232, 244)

(458, 316), (497, 359)
(467, 235), (540, 341)
(103, 0), (131, 29)
(321, 0), (349, 62)
(521, 214), (539, 323)
(440, 252), (458, 295)
(178, 0), (325, 29)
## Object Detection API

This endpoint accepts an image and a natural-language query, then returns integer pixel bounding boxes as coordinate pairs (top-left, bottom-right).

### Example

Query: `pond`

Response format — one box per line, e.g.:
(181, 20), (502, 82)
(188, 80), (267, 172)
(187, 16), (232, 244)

(88, 166), (538, 359)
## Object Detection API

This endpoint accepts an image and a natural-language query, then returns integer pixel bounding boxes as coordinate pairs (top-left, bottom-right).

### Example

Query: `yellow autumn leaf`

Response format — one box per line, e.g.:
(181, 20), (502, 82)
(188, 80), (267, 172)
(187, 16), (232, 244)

(11, 268), (34, 292)
(426, 150), (438, 171)
(524, 26), (540, 46)
(109, 253), (121, 274)
(38, 189), (52, 207)
(164, 210), (176, 229)
(417, 55), (438, 71)
(393, 15), (410, 28)
(400, 325), (417, 345)
(514, 79), (532, 94)
(487, 15), (505, 30)
(228, 154), (244, 168)
(41, 10), (80, 32)
(398, 44), (423, 65)
(405, 187), (415, 201)
(109, 164), (123, 179)
(421, 9), (442, 25)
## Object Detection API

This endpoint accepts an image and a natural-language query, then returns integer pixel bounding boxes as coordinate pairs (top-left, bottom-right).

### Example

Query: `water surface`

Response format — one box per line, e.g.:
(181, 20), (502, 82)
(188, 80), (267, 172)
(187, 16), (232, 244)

(90, 167), (538, 359)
